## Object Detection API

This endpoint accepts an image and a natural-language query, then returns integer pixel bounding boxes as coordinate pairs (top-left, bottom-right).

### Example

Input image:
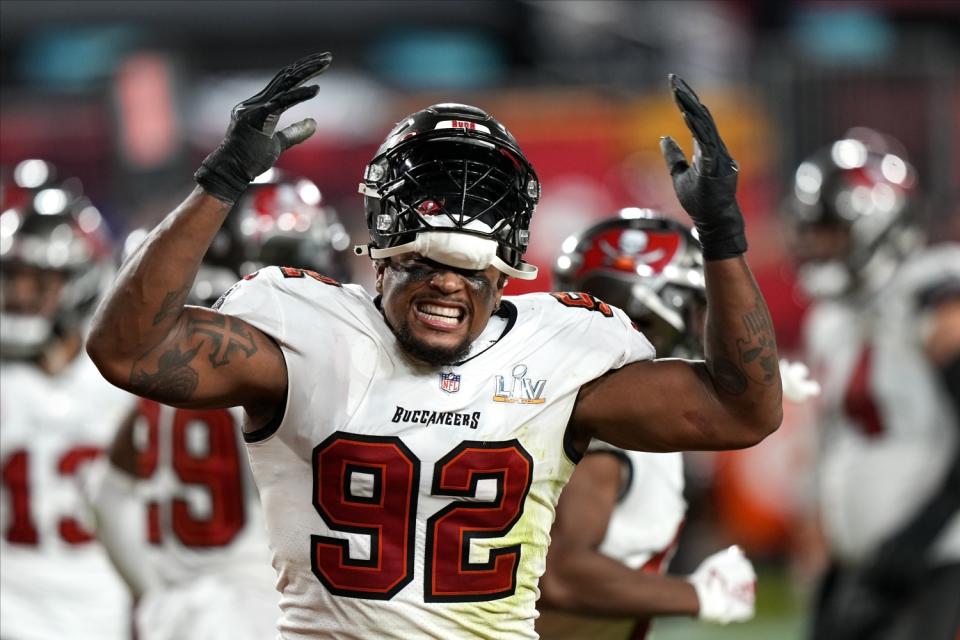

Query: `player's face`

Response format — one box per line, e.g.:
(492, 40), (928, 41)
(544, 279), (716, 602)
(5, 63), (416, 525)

(0, 264), (65, 317)
(377, 254), (506, 366)
(785, 221), (852, 266)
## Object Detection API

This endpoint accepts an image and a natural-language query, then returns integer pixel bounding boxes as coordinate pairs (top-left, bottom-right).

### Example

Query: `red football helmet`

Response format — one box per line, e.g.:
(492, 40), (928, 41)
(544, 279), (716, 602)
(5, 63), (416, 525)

(553, 209), (706, 358)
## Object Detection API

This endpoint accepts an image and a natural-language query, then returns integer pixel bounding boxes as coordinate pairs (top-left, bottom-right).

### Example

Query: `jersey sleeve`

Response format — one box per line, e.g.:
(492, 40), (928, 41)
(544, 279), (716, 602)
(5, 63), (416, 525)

(212, 267), (374, 442)
(212, 269), (288, 345)
(213, 266), (353, 347)
(891, 244), (960, 341)
(608, 304), (658, 367)
(903, 244), (960, 308)
(538, 291), (656, 368)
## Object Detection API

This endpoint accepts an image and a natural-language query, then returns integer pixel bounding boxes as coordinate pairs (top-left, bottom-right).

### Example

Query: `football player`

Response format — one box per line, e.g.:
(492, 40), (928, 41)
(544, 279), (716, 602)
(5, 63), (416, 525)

(86, 52), (783, 639)
(89, 170), (351, 640)
(0, 166), (135, 640)
(537, 212), (756, 639)
(782, 131), (960, 639)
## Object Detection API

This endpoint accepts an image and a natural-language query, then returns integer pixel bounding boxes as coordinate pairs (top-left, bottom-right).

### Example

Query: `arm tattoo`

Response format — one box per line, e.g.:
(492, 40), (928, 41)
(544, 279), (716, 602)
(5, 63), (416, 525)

(710, 358), (748, 396)
(735, 293), (778, 386)
(187, 314), (258, 368)
(152, 286), (191, 326)
(129, 312), (259, 402)
(706, 261), (777, 396)
(130, 344), (200, 403)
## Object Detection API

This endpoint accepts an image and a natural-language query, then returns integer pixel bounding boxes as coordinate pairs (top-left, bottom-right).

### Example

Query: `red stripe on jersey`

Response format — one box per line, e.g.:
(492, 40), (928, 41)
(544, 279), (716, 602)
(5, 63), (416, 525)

(844, 347), (885, 437)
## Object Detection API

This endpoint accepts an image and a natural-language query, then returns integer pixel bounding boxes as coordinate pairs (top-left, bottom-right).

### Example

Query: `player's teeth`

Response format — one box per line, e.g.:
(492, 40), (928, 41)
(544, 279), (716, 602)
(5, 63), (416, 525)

(422, 312), (458, 326)
(421, 304), (460, 318)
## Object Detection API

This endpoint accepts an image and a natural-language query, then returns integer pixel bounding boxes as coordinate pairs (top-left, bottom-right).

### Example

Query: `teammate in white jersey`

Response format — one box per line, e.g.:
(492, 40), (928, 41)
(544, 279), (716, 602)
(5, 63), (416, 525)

(782, 130), (960, 639)
(89, 170), (351, 640)
(0, 165), (134, 640)
(86, 53), (783, 639)
(537, 212), (756, 639)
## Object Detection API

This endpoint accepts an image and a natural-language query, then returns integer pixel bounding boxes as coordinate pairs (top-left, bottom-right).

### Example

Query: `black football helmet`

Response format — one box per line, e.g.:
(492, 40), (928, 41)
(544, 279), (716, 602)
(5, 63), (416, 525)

(356, 103), (540, 280)
(554, 209), (706, 358)
(1, 168), (113, 358)
(781, 128), (921, 299)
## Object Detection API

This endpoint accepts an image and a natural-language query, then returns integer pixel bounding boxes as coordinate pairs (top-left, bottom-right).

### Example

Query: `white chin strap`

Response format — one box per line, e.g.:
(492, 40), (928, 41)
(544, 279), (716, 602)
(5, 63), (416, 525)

(355, 231), (538, 280)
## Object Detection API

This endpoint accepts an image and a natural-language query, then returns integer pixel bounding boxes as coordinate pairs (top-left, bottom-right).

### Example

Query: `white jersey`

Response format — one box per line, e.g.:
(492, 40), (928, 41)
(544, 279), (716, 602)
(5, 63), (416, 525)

(0, 352), (135, 640)
(536, 448), (686, 640)
(129, 401), (278, 640)
(807, 244), (960, 565)
(216, 267), (655, 640)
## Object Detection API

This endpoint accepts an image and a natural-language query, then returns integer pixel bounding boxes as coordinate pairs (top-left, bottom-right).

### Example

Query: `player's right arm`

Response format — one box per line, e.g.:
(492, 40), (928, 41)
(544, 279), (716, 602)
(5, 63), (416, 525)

(87, 52), (332, 419)
(87, 191), (283, 412)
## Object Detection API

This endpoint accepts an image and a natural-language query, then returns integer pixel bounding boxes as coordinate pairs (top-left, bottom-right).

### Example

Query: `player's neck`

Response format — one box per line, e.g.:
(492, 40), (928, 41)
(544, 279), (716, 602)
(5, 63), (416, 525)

(37, 332), (83, 376)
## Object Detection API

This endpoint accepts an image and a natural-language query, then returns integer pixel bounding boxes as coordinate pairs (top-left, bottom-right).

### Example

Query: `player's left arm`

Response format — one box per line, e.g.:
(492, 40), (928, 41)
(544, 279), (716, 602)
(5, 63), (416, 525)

(863, 280), (960, 592)
(538, 452), (700, 617)
(571, 76), (782, 453)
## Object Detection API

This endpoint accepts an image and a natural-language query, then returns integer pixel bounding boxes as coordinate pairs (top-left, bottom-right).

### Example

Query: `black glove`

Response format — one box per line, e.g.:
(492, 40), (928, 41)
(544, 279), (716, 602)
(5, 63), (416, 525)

(195, 51), (332, 204)
(660, 74), (747, 261)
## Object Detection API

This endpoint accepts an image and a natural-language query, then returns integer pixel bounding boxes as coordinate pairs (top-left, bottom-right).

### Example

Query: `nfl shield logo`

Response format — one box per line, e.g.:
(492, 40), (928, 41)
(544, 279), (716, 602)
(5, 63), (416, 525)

(439, 372), (461, 393)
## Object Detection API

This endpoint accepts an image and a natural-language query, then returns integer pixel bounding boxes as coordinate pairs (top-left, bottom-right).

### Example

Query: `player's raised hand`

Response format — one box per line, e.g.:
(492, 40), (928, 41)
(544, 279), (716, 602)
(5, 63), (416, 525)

(687, 545), (757, 625)
(660, 74), (747, 261)
(195, 51), (332, 204)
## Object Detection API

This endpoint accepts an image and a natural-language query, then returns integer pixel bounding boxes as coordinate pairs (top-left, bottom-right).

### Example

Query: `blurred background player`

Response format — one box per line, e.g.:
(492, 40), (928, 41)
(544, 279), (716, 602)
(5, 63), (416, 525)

(537, 211), (757, 638)
(0, 161), (135, 640)
(781, 130), (960, 639)
(89, 169), (351, 640)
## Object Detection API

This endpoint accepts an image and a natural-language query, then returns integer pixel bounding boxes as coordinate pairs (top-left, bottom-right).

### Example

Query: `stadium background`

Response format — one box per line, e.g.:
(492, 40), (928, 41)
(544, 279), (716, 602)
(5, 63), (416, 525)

(1, 1), (958, 637)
